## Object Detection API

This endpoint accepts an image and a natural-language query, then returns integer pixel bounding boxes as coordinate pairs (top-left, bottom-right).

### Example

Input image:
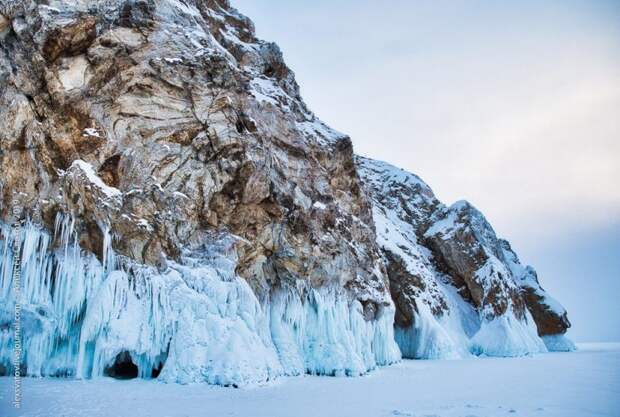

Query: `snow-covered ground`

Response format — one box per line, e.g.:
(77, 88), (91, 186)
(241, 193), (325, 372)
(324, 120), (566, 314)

(1, 343), (618, 417)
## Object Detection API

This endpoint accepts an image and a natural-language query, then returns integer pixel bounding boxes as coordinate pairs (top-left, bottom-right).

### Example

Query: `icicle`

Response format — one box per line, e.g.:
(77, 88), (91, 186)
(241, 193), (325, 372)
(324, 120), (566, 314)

(1, 218), (402, 385)
(100, 222), (116, 273)
(395, 302), (468, 360)
(269, 285), (400, 378)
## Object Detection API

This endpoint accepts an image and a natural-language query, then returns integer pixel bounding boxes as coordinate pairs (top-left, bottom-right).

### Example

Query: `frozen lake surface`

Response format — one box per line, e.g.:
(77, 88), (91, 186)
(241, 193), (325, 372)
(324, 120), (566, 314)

(1, 343), (618, 417)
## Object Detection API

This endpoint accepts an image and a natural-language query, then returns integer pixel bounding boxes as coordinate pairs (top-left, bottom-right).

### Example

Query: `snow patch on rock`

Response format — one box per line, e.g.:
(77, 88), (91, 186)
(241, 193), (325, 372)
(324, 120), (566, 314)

(58, 55), (91, 91)
(69, 160), (121, 199)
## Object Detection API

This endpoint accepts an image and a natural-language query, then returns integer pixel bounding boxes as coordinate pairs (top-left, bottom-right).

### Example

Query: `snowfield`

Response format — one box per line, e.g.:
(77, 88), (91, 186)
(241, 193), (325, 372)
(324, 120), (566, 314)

(1, 343), (618, 417)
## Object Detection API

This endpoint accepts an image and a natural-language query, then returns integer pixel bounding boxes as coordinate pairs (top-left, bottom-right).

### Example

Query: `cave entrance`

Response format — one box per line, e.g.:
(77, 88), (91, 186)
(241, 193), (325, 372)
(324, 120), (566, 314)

(104, 351), (138, 379)
(151, 360), (163, 378)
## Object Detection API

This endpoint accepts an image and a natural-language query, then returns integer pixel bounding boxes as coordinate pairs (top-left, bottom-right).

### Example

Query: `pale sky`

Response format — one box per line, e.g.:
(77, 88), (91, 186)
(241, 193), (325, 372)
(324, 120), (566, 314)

(232, 0), (620, 342)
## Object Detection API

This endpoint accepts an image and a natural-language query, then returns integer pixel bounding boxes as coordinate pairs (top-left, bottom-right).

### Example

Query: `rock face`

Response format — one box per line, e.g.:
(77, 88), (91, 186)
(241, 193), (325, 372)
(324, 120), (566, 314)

(0, 0), (572, 385)
(357, 157), (573, 358)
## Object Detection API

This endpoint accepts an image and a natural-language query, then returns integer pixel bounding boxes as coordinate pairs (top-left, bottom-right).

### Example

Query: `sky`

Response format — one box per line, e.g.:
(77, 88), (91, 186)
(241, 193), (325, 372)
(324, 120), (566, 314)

(231, 0), (620, 342)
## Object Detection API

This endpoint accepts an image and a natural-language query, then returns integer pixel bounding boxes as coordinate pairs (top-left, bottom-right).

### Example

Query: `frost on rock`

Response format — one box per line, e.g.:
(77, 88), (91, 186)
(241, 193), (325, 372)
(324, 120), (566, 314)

(0, 216), (399, 385)
(357, 156), (572, 359)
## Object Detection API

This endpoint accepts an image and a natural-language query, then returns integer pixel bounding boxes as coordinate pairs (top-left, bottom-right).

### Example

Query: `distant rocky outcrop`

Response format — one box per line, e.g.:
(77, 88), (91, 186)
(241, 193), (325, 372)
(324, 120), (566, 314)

(357, 157), (573, 357)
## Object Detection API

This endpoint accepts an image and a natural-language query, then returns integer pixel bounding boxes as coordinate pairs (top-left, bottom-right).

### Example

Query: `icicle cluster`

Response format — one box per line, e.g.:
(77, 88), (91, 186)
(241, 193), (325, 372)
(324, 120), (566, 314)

(0, 215), (400, 385)
(0, 216), (106, 377)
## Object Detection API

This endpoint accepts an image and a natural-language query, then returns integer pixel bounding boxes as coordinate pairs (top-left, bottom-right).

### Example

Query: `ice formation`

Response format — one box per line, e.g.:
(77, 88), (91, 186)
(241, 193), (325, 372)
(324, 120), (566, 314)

(469, 310), (547, 357)
(0, 216), (399, 385)
(541, 335), (577, 352)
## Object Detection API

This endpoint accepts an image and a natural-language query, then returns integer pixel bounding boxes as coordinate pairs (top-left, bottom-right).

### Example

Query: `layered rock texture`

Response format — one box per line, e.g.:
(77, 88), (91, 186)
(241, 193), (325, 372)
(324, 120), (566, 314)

(0, 0), (572, 385)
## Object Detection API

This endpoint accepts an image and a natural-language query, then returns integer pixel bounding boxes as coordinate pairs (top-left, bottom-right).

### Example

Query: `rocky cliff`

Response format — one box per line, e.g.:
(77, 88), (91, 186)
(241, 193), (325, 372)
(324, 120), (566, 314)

(0, 0), (572, 385)
(357, 157), (573, 359)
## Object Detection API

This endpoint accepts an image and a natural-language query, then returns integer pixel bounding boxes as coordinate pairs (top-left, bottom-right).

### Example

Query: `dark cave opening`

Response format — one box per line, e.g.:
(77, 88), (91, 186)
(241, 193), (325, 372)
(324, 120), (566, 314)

(151, 361), (163, 378)
(104, 351), (138, 379)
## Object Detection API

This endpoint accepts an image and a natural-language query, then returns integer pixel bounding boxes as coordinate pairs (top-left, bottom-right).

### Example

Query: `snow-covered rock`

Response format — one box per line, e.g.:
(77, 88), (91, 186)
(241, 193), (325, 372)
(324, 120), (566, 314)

(357, 156), (572, 358)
